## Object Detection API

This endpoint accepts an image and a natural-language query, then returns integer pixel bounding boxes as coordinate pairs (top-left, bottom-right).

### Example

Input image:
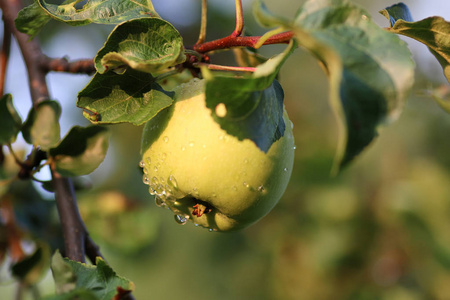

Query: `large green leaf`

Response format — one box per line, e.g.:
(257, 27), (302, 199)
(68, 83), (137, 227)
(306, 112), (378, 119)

(0, 94), (22, 144)
(77, 69), (174, 125)
(49, 251), (133, 300)
(380, 3), (450, 83)
(36, 0), (159, 26)
(254, 0), (414, 171)
(22, 100), (61, 151)
(203, 41), (296, 152)
(95, 18), (185, 74)
(49, 126), (109, 177)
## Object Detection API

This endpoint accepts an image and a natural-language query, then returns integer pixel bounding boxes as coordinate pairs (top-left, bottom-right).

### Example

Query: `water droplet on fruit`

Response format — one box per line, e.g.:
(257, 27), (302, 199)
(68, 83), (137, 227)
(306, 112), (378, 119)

(293, 146), (297, 150)
(243, 182), (250, 188)
(284, 167), (288, 172)
(219, 135), (224, 140)
(139, 160), (145, 168)
(181, 146), (186, 151)
(189, 141), (195, 147)
(168, 175), (178, 190)
(143, 175), (150, 185)
(155, 196), (165, 207)
(215, 103), (227, 118)
(289, 120), (294, 129)
(258, 185), (265, 192)
(143, 167), (148, 175)
(146, 157), (151, 165)
(163, 136), (169, 143)
(174, 214), (188, 225)
(154, 165), (159, 172)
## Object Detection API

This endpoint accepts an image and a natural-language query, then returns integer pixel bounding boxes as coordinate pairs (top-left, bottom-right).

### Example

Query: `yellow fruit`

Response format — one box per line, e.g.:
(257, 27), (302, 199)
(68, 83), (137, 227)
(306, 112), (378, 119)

(140, 78), (295, 231)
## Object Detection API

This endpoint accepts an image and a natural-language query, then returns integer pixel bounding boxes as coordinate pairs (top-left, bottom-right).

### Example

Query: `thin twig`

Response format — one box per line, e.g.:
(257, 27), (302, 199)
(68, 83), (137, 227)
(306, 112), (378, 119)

(196, 0), (207, 45)
(231, 0), (244, 37)
(194, 62), (256, 72)
(0, 14), (11, 96)
(193, 31), (294, 53)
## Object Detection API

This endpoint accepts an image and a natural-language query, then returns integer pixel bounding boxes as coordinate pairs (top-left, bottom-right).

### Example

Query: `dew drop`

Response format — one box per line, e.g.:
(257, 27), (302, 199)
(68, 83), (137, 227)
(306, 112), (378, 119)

(139, 160), (145, 168)
(155, 196), (165, 207)
(154, 165), (159, 172)
(284, 167), (288, 172)
(289, 120), (294, 129)
(146, 157), (151, 165)
(163, 136), (169, 143)
(143, 167), (148, 175)
(181, 146), (186, 151)
(189, 141), (195, 147)
(258, 185), (265, 192)
(142, 175), (150, 185)
(174, 214), (188, 225)
(243, 182), (250, 188)
(168, 175), (178, 190)
(208, 228), (214, 232)
(293, 146), (297, 150)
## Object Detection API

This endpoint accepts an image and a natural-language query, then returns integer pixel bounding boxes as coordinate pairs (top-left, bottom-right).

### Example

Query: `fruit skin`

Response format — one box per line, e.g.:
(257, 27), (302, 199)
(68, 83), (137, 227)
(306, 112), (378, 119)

(140, 78), (295, 231)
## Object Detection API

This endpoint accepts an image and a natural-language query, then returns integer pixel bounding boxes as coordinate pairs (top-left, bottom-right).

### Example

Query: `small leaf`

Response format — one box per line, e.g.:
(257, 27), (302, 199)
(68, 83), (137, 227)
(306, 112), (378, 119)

(49, 126), (110, 177)
(49, 250), (133, 299)
(36, 0), (160, 26)
(95, 18), (185, 74)
(15, 2), (52, 39)
(203, 42), (296, 152)
(291, 0), (415, 171)
(22, 100), (61, 150)
(0, 94), (22, 144)
(379, 2), (413, 27)
(77, 69), (174, 125)
(380, 5), (450, 83)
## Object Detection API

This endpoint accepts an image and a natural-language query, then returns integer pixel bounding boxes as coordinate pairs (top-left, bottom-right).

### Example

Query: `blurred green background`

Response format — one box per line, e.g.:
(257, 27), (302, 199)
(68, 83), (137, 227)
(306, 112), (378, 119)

(2, 0), (450, 299)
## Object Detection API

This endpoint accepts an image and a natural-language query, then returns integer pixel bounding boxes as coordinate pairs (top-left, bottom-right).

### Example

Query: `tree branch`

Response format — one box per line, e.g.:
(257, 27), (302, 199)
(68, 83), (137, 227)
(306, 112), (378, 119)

(41, 56), (96, 75)
(193, 31), (294, 53)
(0, 13), (11, 96)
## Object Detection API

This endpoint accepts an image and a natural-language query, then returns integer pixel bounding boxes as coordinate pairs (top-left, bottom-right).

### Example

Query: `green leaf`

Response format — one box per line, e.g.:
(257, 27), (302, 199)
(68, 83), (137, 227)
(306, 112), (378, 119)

(49, 126), (109, 177)
(22, 100), (61, 150)
(50, 251), (133, 300)
(0, 94), (22, 144)
(51, 250), (77, 294)
(77, 69), (174, 125)
(36, 0), (159, 26)
(380, 4), (450, 83)
(95, 18), (185, 74)
(379, 2), (413, 27)
(203, 41), (296, 152)
(291, 0), (414, 171)
(15, 2), (52, 39)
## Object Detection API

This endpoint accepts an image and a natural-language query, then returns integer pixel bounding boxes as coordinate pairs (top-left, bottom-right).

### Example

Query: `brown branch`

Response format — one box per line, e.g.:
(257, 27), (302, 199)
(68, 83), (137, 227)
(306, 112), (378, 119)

(193, 31), (294, 53)
(41, 56), (96, 75)
(0, 14), (11, 96)
(0, 0), (48, 105)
